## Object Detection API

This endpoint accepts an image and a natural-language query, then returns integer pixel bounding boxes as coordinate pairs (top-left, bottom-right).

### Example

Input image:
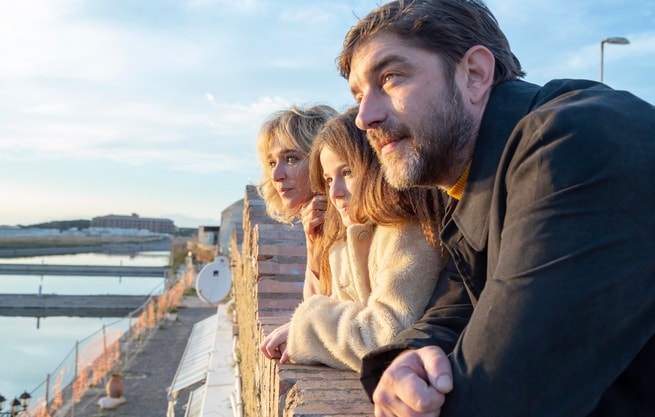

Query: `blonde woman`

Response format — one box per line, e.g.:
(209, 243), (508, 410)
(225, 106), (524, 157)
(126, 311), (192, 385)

(256, 104), (337, 297)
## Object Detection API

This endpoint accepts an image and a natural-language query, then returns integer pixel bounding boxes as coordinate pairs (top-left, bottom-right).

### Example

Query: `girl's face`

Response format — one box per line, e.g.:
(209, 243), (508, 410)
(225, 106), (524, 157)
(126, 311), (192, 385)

(267, 139), (312, 210)
(320, 146), (357, 227)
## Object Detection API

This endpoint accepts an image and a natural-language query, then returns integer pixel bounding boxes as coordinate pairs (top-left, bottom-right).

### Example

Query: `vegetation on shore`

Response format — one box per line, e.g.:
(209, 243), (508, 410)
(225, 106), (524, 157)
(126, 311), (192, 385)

(169, 239), (189, 272)
(18, 219), (91, 231)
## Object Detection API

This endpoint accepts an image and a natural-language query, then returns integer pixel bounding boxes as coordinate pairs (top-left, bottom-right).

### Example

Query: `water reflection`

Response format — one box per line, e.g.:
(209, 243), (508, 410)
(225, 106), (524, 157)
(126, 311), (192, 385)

(0, 275), (165, 296)
(0, 251), (168, 403)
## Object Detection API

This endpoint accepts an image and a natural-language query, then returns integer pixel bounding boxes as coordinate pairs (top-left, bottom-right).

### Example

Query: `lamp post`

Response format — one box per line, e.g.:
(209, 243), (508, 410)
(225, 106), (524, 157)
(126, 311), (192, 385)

(0, 392), (31, 417)
(600, 37), (630, 82)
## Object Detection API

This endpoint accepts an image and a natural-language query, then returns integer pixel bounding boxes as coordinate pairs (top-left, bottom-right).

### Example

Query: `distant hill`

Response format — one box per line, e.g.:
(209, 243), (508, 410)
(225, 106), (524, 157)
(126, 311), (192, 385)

(23, 219), (91, 231)
(21, 219), (197, 237)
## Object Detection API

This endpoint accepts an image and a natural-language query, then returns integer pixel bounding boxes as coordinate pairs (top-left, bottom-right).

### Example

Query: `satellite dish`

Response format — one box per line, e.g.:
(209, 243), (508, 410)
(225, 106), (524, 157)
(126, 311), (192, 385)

(196, 256), (232, 305)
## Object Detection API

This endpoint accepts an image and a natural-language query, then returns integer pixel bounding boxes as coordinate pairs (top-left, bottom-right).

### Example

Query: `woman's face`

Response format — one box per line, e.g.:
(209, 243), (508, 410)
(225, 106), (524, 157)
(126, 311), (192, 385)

(267, 139), (312, 211)
(320, 146), (356, 227)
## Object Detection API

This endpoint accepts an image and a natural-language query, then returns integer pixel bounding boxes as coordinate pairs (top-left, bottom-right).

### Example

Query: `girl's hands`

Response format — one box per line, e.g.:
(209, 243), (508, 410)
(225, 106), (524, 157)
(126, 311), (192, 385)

(260, 322), (291, 360)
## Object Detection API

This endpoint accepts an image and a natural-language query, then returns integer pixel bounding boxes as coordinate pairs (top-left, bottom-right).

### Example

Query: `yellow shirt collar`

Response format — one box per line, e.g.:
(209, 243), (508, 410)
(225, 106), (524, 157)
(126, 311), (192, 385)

(447, 161), (472, 200)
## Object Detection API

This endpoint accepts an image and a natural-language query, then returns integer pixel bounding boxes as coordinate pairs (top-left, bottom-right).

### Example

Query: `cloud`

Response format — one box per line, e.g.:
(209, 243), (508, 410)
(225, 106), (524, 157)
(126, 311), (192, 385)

(0, 90), (297, 178)
(279, 6), (335, 25)
(0, 1), (124, 81)
(0, 1), (209, 83)
(626, 32), (655, 55)
(185, 0), (262, 14)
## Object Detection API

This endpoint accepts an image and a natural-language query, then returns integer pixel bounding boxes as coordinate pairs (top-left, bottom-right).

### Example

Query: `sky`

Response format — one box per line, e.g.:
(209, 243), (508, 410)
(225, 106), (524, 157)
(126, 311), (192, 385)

(1, 0), (653, 228)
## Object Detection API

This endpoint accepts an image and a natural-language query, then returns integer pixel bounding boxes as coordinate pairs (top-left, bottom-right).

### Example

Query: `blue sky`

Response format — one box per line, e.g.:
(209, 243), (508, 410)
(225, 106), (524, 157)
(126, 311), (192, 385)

(1, 0), (653, 228)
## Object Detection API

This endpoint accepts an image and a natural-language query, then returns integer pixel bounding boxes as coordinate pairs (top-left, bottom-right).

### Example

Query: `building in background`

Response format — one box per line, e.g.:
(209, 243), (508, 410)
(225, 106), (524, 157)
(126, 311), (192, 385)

(91, 213), (176, 234)
(218, 199), (244, 255)
(198, 226), (220, 245)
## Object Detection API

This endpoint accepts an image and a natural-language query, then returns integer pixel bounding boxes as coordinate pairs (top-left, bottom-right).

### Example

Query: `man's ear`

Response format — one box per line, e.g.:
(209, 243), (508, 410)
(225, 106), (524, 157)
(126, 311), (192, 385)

(461, 45), (495, 105)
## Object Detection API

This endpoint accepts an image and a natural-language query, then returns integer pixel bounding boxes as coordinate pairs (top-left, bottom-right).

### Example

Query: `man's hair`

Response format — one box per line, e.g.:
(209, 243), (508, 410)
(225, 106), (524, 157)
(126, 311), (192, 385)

(338, 0), (525, 84)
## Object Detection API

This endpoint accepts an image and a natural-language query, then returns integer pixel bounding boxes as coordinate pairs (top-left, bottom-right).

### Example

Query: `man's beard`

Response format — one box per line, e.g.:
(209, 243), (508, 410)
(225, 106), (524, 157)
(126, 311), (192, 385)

(367, 86), (476, 190)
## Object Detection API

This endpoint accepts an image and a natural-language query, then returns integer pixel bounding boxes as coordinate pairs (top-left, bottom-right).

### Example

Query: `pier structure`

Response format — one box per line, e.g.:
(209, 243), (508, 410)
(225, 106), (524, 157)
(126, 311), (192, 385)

(0, 294), (149, 317)
(0, 263), (167, 277)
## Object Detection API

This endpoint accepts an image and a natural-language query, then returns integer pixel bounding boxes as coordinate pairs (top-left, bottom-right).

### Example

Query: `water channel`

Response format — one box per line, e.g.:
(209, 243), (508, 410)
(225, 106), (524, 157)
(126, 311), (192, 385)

(0, 251), (169, 403)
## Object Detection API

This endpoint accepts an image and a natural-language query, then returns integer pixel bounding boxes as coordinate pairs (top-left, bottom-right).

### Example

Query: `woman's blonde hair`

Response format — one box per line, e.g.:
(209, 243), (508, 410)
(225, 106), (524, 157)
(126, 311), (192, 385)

(308, 107), (445, 294)
(256, 104), (337, 223)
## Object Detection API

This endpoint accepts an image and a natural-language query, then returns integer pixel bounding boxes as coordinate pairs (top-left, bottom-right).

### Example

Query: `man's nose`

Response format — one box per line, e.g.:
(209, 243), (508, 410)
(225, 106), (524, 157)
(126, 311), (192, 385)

(356, 93), (386, 130)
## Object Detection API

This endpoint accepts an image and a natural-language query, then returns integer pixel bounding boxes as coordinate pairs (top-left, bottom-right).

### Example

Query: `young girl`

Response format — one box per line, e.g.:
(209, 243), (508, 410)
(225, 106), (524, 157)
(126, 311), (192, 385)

(256, 104), (337, 297)
(260, 108), (447, 371)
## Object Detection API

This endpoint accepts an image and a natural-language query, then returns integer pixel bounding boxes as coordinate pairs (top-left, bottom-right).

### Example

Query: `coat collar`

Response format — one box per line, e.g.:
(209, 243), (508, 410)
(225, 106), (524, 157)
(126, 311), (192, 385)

(450, 80), (540, 251)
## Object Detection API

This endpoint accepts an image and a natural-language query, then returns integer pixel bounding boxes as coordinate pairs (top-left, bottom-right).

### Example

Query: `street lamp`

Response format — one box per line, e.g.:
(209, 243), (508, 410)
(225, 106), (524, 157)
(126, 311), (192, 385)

(0, 392), (31, 417)
(600, 37), (630, 82)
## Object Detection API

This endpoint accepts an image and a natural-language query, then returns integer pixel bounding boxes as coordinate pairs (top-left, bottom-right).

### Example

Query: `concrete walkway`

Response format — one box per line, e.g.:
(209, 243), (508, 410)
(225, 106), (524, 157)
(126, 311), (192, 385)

(67, 295), (217, 417)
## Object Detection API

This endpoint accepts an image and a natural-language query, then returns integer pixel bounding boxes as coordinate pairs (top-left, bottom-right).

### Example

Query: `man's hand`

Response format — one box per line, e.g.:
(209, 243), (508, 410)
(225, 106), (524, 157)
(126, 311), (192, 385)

(373, 346), (453, 417)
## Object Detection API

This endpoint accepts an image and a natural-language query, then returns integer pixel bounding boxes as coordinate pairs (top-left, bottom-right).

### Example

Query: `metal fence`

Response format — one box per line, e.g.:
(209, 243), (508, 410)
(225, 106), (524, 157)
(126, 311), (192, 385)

(22, 265), (194, 417)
